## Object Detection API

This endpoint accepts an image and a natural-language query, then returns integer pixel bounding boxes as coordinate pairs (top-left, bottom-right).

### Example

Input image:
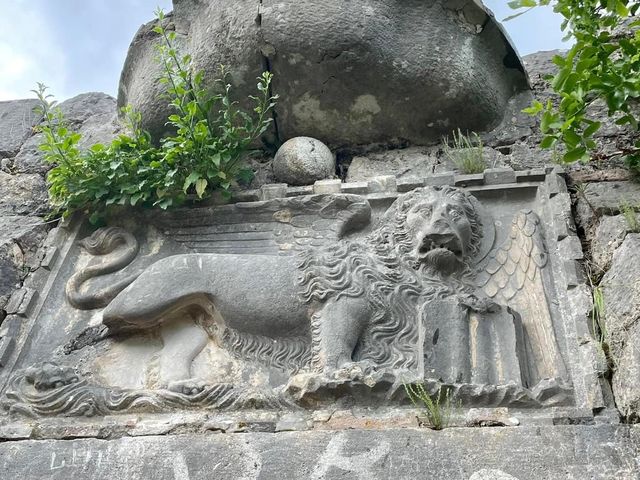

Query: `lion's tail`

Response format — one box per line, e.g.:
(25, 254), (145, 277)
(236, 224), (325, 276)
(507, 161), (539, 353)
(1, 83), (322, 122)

(66, 227), (140, 310)
(221, 328), (311, 373)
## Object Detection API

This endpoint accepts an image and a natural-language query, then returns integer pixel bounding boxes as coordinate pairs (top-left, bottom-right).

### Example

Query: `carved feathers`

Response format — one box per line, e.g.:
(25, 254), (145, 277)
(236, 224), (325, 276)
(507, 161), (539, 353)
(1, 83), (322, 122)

(476, 210), (548, 303)
(476, 209), (566, 384)
(148, 194), (372, 255)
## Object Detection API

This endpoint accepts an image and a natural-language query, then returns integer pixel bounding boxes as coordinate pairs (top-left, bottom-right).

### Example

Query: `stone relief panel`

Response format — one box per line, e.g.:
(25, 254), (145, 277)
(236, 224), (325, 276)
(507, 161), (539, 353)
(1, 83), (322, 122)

(0, 176), (594, 418)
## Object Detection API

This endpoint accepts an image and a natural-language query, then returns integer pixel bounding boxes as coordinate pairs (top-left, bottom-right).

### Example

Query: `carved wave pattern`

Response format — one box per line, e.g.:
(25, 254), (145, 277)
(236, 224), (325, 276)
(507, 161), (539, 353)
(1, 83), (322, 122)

(2, 367), (574, 418)
(2, 373), (295, 418)
(222, 329), (311, 372)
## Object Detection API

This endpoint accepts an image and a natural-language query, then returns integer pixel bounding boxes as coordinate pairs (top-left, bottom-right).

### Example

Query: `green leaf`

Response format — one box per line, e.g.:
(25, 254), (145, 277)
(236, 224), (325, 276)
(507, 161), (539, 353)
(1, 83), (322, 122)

(195, 178), (208, 198)
(540, 135), (557, 149)
(522, 100), (544, 115)
(563, 147), (588, 163)
(583, 121), (602, 138)
(183, 171), (201, 192)
(562, 129), (582, 148)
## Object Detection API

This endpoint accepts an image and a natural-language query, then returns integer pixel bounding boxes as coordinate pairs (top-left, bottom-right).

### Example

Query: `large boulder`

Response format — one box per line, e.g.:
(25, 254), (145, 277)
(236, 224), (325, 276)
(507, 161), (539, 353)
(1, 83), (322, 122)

(118, 0), (529, 148)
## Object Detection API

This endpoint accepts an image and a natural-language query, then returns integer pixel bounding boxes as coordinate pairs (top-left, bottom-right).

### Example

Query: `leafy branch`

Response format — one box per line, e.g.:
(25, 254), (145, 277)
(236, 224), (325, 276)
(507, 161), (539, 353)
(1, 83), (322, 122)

(508, 1), (640, 172)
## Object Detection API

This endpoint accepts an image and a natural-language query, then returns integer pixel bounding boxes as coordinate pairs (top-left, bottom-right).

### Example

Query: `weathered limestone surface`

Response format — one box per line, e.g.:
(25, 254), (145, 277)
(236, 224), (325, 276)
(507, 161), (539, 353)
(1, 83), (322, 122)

(0, 99), (41, 158)
(0, 93), (120, 317)
(601, 234), (640, 420)
(590, 213), (637, 271)
(0, 426), (637, 479)
(0, 216), (47, 313)
(119, 0), (529, 146)
(575, 181), (640, 229)
(346, 146), (508, 182)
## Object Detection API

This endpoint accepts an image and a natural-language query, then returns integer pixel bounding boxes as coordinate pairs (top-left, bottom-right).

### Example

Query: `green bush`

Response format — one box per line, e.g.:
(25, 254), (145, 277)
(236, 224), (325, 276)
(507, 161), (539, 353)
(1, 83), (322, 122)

(35, 8), (277, 223)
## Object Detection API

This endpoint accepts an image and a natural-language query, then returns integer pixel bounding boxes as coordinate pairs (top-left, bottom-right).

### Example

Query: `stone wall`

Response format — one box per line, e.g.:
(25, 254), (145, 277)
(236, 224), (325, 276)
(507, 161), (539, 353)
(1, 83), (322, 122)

(0, 50), (639, 478)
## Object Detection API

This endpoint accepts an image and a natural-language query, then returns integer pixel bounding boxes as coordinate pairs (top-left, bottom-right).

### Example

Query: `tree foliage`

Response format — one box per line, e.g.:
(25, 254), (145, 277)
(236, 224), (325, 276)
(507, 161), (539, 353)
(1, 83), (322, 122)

(508, 0), (640, 171)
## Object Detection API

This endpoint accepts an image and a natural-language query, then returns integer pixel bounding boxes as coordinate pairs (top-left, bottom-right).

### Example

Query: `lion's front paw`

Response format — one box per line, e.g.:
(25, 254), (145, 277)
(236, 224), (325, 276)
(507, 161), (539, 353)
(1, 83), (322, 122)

(329, 360), (377, 381)
(166, 378), (206, 395)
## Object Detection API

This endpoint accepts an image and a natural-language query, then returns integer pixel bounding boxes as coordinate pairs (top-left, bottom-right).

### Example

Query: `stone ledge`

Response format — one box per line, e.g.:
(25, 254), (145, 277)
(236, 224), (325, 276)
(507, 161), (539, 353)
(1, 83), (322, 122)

(0, 425), (636, 479)
(235, 167), (563, 204)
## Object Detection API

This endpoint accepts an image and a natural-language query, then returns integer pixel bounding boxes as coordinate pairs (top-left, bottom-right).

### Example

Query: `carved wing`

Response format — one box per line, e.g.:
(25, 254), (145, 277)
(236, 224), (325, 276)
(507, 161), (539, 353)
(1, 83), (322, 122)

(145, 194), (372, 255)
(475, 210), (566, 385)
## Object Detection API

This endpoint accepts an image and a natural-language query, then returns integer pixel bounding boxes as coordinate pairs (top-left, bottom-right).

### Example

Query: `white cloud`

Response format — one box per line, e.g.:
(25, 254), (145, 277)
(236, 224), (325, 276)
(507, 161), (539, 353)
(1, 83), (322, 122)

(0, 1), (68, 101)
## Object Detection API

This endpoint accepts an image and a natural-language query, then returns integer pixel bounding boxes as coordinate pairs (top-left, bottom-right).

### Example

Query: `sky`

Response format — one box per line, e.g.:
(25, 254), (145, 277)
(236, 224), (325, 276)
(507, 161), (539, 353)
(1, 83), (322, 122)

(0, 1), (569, 102)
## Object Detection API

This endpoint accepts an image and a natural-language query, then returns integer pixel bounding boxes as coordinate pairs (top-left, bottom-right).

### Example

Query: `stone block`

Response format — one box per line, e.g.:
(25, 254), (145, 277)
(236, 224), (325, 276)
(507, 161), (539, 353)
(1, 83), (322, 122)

(454, 173), (484, 187)
(553, 214), (571, 241)
(424, 173), (455, 186)
(397, 178), (425, 193)
(260, 183), (288, 200)
(546, 173), (568, 198)
(564, 260), (585, 288)
(515, 168), (546, 183)
(483, 168), (516, 185)
(313, 179), (342, 194)
(5, 288), (37, 317)
(367, 175), (397, 193)
(286, 185), (314, 197)
(345, 147), (441, 183)
(40, 246), (59, 271)
(558, 236), (584, 260)
(340, 182), (369, 195)
(0, 426), (637, 479)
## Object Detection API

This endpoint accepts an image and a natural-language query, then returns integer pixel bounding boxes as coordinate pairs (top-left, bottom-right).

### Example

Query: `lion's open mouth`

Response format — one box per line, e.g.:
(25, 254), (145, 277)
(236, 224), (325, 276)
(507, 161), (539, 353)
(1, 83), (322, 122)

(417, 233), (463, 260)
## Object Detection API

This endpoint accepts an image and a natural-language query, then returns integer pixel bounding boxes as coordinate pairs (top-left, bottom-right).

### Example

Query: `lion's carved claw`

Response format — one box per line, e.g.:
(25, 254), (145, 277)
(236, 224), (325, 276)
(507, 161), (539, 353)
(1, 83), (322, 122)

(458, 293), (501, 314)
(166, 379), (207, 396)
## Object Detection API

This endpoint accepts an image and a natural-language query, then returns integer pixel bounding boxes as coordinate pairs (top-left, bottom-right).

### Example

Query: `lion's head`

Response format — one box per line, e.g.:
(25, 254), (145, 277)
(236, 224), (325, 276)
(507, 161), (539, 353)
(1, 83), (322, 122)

(373, 185), (482, 274)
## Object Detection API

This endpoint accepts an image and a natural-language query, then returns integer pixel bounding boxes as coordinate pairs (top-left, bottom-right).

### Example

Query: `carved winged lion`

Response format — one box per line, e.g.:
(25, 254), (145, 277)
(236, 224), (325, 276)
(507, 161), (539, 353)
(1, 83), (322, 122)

(66, 186), (566, 394)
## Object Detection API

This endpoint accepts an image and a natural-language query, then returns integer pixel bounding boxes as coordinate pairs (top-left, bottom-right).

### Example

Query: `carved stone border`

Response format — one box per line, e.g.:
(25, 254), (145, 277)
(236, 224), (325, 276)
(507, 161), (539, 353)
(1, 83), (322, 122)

(0, 217), (82, 387)
(0, 166), (614, 434)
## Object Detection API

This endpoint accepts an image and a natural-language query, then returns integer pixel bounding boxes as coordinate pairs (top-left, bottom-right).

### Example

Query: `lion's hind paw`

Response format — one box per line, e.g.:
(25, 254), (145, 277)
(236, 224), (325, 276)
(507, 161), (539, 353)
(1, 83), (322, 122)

(166, 379), (207, 396)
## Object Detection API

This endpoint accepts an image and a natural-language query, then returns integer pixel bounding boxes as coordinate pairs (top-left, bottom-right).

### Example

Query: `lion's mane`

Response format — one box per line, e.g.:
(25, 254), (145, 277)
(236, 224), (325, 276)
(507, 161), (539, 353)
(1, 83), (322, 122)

(299, 186), (482, 371)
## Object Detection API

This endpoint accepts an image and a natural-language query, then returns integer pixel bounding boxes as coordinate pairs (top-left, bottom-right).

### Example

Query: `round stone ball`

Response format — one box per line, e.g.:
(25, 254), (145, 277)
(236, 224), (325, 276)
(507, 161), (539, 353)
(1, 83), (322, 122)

(273, 137), (335, 186)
